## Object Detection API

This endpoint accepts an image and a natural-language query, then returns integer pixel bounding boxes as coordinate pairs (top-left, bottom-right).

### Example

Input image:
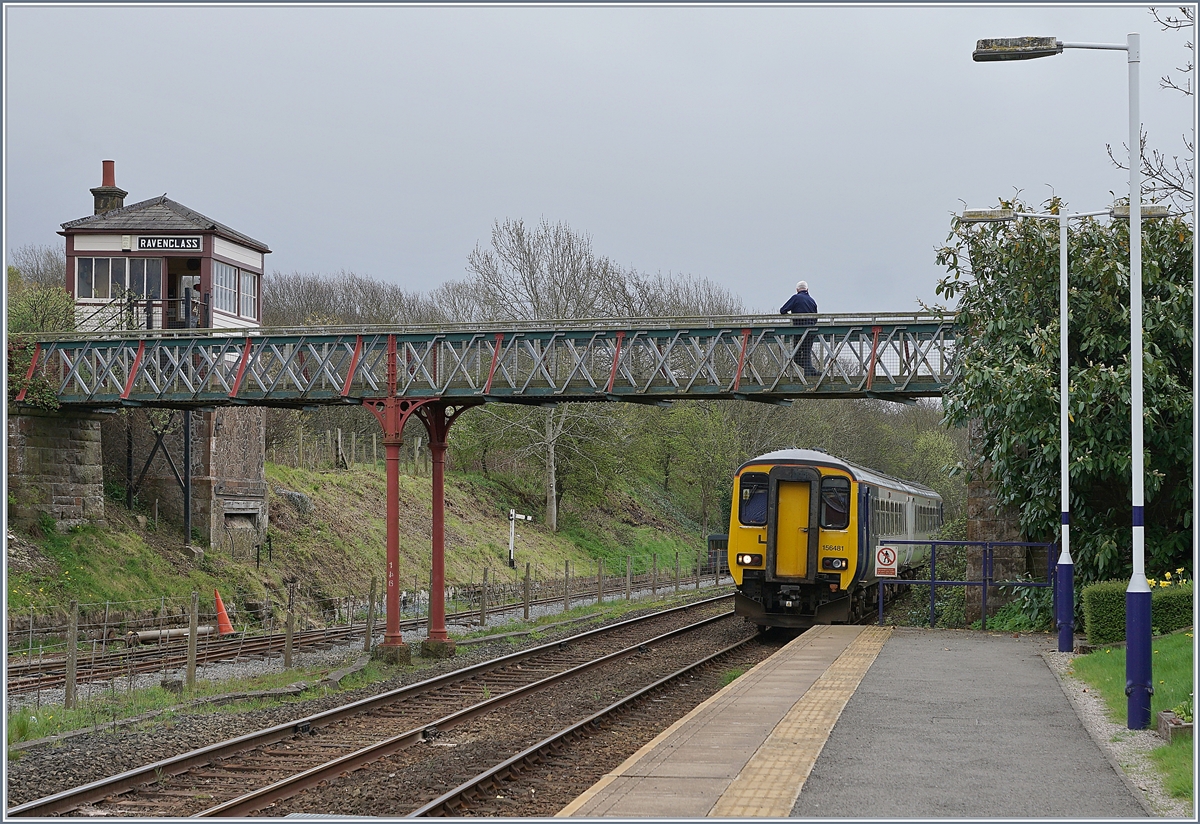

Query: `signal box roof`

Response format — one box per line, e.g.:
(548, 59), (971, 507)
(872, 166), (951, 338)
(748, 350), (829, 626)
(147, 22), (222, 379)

(60, 195), (271, 254)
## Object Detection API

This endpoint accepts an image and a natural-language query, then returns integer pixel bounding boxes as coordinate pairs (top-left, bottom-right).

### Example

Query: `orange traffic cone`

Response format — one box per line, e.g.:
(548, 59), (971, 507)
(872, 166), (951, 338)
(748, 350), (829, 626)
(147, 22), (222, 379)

(214, 589), (234, 635)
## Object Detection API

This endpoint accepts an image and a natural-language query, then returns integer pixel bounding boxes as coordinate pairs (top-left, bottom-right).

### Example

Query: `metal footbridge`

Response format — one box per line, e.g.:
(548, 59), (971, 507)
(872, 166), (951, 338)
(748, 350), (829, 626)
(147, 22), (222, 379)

(14, 311), (959, 656)
(16, 312), (958, 408)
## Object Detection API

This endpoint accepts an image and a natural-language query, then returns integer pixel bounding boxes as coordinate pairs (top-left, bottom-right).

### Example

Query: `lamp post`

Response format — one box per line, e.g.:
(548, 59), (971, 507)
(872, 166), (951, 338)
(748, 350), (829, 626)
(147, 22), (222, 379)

(960, 204), (1166, 654)
(972, 33), (1153, 729)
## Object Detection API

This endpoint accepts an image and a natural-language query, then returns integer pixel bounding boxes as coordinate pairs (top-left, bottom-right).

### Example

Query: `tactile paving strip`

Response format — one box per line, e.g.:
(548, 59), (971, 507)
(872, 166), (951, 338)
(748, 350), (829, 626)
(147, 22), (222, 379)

(708, 624), (892, 817)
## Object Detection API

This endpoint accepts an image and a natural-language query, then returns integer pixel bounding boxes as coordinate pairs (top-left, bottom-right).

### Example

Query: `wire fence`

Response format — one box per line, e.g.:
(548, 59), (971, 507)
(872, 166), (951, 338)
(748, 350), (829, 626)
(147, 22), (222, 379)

(6, 550), (732, 697)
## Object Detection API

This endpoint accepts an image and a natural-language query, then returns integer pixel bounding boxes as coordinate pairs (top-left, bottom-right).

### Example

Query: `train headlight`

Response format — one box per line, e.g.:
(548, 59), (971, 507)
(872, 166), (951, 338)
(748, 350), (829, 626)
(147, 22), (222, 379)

(821, 557), (848, 571)
(736, 553), (763, 566)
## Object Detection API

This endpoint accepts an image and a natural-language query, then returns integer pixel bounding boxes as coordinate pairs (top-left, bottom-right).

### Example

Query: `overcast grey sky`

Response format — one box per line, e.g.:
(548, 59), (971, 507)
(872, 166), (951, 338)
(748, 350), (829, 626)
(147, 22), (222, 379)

(3, 3), (1194, 315)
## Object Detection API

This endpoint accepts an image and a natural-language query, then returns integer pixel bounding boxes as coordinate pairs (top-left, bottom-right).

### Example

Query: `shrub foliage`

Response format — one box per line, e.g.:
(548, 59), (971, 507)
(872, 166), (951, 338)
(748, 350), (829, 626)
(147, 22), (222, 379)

(936, 198), (1193, 585)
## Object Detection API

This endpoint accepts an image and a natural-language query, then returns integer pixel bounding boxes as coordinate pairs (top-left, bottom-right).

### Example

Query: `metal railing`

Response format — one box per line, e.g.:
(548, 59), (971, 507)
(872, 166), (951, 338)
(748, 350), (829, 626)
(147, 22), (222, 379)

(876, 541), (1057, 630)
(17, 312), (961, 408)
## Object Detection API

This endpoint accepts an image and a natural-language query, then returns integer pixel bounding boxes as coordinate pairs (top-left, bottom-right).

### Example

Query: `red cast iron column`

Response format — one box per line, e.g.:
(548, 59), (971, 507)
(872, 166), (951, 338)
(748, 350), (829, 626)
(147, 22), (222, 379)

(362, 335), (410, 651)
(381, 401), (404, 646)
(415, 401), (472, 645)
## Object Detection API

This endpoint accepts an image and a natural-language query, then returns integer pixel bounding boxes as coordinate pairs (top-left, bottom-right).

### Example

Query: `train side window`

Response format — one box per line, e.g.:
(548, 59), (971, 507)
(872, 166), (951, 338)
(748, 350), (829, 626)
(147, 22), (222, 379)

(819, 477), (850, 529)
(738, 472), (769, 526)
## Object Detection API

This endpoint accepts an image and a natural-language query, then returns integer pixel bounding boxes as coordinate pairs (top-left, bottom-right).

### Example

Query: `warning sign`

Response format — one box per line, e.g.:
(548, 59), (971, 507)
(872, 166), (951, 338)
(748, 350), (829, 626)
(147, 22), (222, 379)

(875, 546), (898, 578)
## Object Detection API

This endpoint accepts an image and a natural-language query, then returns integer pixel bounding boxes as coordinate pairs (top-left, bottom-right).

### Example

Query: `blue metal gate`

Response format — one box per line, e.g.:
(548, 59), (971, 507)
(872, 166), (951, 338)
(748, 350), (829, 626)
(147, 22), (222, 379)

(877, 541), (1058, 630)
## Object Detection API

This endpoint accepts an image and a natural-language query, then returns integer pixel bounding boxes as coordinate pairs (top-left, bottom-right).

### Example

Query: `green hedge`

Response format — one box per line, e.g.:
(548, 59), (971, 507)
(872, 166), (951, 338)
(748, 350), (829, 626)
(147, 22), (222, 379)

(1081, 580), (1194, 646)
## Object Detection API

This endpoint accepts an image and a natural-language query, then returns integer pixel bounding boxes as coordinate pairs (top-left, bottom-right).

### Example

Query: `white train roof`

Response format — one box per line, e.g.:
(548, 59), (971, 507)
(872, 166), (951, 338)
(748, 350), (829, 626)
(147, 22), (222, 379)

(740, 448), (942, 501)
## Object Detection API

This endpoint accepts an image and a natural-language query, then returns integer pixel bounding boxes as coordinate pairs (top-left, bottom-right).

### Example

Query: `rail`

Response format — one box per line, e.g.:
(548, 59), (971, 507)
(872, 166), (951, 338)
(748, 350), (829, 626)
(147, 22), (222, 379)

(7, 595), (732, 817)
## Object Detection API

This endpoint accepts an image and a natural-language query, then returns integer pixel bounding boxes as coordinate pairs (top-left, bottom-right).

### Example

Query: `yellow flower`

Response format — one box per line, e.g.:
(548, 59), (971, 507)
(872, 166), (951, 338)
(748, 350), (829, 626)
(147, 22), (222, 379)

(1105, 649), (1112, 654)
(1177, 568), (1184, 575)
(1164, 571), (1172, 580)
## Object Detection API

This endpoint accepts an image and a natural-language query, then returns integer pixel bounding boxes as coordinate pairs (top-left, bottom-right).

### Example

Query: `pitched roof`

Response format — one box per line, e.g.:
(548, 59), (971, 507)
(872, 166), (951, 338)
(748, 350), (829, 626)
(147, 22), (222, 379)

(60, 195), (270, 253)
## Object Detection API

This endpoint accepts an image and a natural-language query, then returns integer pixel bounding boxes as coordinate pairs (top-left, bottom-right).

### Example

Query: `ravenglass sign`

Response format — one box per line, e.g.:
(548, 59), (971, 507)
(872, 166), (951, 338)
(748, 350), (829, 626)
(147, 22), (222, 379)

(137, 236), (201, 251)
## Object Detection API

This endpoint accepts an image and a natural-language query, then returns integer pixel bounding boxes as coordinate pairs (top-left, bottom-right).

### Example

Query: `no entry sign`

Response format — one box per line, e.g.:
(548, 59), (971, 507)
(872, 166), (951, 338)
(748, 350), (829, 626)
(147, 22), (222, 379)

(875, 546), (898, 578)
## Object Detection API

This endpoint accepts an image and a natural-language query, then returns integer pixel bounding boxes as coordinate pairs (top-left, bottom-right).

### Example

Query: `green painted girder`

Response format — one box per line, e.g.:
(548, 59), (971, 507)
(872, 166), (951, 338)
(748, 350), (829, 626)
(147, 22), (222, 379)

(15, 313), (959, 409)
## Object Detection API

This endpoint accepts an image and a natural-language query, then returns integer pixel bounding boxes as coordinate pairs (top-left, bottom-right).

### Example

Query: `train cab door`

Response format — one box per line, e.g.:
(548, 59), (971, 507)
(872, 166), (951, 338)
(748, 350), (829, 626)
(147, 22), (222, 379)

(765, 466), (820, 583)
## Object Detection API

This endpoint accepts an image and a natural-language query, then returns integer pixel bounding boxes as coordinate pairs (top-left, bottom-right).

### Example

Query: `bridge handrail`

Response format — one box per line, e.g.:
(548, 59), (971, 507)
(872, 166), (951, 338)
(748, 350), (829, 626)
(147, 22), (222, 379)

(20, 311), (959, 343)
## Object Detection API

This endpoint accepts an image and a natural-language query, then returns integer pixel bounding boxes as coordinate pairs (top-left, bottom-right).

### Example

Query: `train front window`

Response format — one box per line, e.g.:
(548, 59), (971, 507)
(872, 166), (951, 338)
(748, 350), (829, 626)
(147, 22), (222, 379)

(738, 472), (768, 526)
(820, 477), (850, 529)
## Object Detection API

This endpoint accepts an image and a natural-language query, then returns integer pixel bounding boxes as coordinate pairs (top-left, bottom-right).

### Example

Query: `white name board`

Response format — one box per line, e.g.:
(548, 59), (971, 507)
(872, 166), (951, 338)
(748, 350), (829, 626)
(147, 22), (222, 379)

(137, 236), (202, 251)
(875, 546), (898, 578)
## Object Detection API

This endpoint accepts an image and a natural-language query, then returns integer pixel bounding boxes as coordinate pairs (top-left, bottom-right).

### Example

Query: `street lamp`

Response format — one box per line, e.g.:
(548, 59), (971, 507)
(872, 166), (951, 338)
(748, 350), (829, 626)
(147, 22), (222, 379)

(960, 204), (1167, 656)
(972, 32), (1153, 729)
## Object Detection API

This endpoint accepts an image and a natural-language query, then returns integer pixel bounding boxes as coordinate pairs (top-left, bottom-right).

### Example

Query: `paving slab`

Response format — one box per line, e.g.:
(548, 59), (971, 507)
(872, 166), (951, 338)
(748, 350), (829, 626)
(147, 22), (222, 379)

(790, 627), (1150, 819)
(560, 625), (869, 818)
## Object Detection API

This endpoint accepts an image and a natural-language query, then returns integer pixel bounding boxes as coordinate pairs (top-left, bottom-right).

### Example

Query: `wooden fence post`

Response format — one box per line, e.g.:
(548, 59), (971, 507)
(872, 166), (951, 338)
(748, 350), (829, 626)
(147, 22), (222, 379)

(65, 600), (78, 709)
(597, 560), (604, 604)
(626, 556), (632, 600)
(364, 576), (377, 653)
(523, 563), (531, 621)
(283, 587), (295, 671)
(652, 554), (658, 597)
(186, 591), (198, 689)
(481, 567), (488, 626)
(564, 560), (570, 614)
(675, 552), (680, 595)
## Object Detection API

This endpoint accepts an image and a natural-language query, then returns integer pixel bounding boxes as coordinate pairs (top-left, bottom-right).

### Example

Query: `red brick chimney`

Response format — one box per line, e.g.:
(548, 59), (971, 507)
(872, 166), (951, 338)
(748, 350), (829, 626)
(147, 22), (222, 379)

(90, 159), (128, 215)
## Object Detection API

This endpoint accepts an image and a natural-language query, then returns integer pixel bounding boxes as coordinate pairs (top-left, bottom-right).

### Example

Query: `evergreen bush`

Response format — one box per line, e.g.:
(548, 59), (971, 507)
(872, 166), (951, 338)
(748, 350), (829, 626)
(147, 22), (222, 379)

(1082, 578), (1194, 645)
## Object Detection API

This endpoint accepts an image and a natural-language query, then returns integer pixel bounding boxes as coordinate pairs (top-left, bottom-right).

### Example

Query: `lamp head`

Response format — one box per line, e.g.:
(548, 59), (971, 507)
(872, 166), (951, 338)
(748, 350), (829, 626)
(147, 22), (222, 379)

(1110, 204), (1172, 220)
(960, 208), (1015, 224)
(973, 37), (1062, 62)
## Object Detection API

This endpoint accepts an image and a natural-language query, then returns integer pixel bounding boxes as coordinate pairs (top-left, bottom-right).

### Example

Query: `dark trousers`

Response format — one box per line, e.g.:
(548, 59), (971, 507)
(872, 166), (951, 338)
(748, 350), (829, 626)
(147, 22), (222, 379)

(792, 320), (817, 374)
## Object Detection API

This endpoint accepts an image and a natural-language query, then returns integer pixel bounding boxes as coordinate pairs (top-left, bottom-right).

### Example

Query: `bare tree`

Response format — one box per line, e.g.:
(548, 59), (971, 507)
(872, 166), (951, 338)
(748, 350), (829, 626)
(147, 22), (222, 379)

(464, 218), (626, 321)
(1107, 7), (1194, 212)
(261, 270), (438, 327)
(8, 244), (67, 289)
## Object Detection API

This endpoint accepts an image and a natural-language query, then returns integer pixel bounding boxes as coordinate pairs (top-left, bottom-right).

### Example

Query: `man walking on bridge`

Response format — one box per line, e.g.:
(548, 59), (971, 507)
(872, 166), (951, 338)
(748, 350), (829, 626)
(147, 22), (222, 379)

(781, 281), (818, 377)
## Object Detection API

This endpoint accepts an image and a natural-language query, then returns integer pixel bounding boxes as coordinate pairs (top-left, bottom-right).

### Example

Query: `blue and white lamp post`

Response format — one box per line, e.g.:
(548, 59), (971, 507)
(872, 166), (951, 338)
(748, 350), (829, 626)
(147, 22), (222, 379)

(972, 33), (1153, 729)
(961, 204), (1109, 655)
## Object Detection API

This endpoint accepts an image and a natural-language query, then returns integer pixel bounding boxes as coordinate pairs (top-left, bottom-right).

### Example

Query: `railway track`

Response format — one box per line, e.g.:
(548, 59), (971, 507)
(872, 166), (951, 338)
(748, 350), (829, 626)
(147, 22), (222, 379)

(406, 631), (770, 817)
(7, 594), (739, 818)
(6, 585), (708, 695)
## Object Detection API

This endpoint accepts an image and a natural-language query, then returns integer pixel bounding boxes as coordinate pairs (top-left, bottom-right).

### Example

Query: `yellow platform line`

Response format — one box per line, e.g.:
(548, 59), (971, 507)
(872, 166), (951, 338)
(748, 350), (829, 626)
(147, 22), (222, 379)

(708, 625), (892, 817)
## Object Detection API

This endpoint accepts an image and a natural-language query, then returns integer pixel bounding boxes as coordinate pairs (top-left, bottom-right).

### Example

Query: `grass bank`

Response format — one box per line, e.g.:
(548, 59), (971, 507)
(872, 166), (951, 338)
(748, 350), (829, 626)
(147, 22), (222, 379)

(1070, 630), (1194, 805)
(7, 461), (707, 626)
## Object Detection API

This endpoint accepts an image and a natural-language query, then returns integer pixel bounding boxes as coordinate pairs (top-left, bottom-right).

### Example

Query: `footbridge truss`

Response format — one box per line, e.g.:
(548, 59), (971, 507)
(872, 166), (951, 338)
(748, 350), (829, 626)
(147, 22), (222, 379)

(17, 312), (958, 409)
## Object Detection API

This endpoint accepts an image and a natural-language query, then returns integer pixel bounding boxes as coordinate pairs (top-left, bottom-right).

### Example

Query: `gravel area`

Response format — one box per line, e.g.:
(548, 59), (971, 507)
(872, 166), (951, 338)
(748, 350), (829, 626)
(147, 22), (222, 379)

(1043, 646), (1194, 819)
(263, 618), (768, 817)
(8, 601), (1192, 820)
(5, 592), (728, 808)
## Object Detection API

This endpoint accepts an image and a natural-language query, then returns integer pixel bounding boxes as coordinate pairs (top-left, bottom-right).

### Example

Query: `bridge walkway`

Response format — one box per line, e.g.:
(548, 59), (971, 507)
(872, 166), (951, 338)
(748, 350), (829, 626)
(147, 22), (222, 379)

(15, 312), (958, 408)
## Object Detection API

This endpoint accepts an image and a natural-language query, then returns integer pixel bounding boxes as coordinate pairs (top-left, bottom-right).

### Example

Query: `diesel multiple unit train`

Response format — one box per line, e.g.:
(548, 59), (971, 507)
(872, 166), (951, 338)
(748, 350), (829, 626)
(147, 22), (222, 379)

(723, 449), (943, 629)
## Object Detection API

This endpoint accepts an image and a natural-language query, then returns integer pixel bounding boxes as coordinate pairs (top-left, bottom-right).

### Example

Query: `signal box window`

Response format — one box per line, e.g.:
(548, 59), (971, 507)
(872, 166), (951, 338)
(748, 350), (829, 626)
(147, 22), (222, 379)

(76, 257), (161, 300)
(738, 472), (768, 526)
(820, 477), (851, 529)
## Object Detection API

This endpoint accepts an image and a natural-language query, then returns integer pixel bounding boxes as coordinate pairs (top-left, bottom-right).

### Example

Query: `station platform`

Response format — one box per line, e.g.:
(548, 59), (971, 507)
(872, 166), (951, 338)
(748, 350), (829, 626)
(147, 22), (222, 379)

(559, 625), (1151, 819)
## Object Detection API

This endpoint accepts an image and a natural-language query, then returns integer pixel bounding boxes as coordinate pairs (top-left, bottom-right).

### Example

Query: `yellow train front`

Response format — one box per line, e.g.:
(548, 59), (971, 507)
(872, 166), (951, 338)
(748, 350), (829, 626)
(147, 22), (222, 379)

(725, 449), (943, 629)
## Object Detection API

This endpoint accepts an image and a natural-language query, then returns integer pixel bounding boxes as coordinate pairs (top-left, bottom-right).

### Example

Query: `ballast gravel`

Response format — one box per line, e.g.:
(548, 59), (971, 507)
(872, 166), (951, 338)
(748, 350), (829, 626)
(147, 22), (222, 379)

(5, 594), (723, 808)
(6, 606), (1193, 819)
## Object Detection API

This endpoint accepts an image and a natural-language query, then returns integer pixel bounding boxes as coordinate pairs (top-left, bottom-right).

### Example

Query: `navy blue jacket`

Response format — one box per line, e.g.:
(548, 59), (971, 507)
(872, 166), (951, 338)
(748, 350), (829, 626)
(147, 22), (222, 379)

(780, 290), (817, 324)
